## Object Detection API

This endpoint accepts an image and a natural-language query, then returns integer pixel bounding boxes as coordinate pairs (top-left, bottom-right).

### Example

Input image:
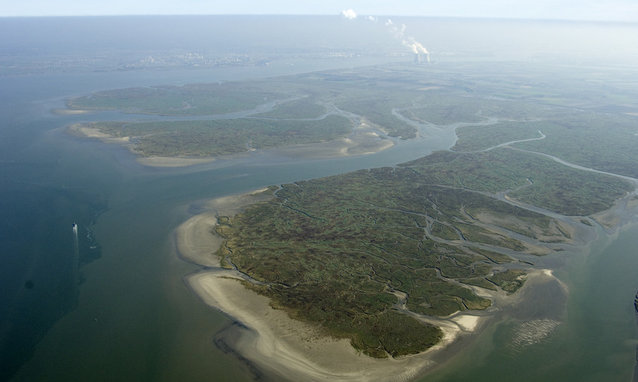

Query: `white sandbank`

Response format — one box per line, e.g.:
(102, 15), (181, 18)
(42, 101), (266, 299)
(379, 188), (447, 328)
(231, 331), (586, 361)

(175, 212), (223, 267)
(136, 156), (215, 168)
(452, 315), (481, 332)
(53, 108), (93, 115)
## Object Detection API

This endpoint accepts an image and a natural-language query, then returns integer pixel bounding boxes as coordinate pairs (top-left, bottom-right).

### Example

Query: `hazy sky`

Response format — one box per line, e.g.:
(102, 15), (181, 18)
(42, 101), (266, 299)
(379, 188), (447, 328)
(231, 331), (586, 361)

(3, 0), (638, 22)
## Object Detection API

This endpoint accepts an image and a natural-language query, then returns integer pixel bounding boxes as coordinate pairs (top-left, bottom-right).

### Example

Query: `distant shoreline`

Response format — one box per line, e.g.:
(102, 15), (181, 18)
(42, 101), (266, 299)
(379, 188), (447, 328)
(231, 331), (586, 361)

(66, 118), (394, 168)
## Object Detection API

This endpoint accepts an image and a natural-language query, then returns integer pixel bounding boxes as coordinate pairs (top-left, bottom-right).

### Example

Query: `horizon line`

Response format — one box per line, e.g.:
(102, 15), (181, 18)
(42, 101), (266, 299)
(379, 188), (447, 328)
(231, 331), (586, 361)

(1, 14), (637, 25)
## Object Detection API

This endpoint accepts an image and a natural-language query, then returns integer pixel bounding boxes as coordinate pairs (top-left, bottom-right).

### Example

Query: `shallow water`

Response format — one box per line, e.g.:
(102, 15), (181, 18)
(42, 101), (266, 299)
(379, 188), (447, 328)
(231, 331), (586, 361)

(424, 223), (638, 382)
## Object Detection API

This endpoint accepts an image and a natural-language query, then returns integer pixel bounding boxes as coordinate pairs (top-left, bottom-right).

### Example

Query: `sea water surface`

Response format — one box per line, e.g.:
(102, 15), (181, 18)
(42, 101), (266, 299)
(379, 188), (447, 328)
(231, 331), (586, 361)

(2, 16), (638, 382)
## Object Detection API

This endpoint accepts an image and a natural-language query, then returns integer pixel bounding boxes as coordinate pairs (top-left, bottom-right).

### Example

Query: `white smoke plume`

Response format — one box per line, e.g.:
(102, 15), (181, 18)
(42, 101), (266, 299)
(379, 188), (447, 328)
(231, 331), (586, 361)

(341, 9), (357, 20)
(342, 10), (430, 62)
(385, 18), (430, 61)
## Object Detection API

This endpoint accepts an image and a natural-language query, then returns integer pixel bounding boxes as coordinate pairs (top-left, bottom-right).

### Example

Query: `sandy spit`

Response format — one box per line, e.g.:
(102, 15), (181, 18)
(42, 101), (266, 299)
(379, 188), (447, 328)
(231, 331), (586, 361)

(67, 116), (393, 168)
(175, 188), (273, 267)
(175, 212), (223, 267)
(188, 271), (456, 382)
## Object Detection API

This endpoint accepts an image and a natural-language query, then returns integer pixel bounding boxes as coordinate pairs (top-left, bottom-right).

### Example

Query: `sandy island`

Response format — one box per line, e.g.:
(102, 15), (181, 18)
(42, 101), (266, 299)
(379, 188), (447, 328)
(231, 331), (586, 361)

(67, 117), (394, 168)
(174, 189), (564, 381)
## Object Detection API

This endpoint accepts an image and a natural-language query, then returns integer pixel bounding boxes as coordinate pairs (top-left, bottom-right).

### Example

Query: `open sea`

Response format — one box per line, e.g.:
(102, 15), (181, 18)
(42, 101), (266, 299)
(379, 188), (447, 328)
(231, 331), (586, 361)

(1, 15), (638, 381)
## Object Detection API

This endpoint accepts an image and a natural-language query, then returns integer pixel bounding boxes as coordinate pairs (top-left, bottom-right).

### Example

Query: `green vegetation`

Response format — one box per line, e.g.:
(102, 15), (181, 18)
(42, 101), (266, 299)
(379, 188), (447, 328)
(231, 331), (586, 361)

(253, 97), (327, 119)
(84, 115), (352, 157)
(452, 121), (552, 152)
(335, 96), (417, 138)
(513, 112), (638, 178)
(444, 63), (638, 178)
(400, 100), (484, 126)
(403, 149), (633, 216)
(450, 111), (638, 179)
(487, 269), (527, 294)
(215, 155), (575, 357)
(67, 83), (282, 115)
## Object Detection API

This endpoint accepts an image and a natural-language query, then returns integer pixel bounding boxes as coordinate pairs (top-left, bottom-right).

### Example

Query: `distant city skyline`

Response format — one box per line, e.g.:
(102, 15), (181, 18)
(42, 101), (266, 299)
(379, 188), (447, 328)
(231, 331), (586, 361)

(3, 0), (638, 22)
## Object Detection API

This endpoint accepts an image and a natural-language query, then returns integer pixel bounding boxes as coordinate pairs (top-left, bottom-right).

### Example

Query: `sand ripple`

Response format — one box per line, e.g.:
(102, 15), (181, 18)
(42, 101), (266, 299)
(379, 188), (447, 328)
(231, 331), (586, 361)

(511, 319), (560, 350)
